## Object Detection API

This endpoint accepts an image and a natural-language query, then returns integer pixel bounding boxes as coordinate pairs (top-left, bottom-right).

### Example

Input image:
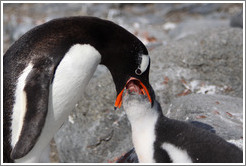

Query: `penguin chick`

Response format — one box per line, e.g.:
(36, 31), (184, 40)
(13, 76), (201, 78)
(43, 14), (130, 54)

(122, 85), (243, 163)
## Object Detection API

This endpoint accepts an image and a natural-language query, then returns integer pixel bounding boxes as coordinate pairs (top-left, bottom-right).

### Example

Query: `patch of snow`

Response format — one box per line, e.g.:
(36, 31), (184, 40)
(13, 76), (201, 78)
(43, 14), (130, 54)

(189, 80), (200, 92)
(197, 85), (216, 94)
(163, 22), (176, 31)
(68, 115), (75, 124)
(227, 139), (243, 150)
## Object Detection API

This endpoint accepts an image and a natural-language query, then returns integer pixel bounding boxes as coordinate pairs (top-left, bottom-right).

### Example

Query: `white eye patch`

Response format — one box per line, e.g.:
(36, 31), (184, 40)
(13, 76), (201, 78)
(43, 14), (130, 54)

(135, 55), (150, 75)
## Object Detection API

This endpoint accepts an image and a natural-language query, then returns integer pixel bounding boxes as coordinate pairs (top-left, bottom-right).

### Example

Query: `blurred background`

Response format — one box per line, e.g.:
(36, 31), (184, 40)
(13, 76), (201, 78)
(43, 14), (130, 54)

(3, 3), (243, 53)
(3, 3), (244, 163)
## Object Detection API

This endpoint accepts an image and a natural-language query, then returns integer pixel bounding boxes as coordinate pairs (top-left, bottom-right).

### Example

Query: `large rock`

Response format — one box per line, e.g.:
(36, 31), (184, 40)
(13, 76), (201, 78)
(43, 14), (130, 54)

(149, 27), (243, 110)
(166, 94), (243, 141)
(168, 19), (230, 40)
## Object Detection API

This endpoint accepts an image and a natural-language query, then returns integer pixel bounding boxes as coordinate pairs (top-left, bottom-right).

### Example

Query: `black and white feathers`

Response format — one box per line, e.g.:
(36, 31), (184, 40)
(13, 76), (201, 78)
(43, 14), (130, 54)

(3, 16), (153, 162)
(122, 93), (243, 163)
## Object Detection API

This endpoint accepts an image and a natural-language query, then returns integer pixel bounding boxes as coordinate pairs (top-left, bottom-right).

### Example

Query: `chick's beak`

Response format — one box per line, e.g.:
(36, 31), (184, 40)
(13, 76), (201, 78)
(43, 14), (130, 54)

(114, 77), (152, 110)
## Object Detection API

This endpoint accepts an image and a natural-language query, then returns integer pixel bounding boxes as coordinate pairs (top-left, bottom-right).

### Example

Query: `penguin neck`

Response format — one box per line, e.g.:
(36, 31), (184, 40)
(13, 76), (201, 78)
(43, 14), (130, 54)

(125, 100), (163, 127)
(127, 106), (159, 131)
(124, 100), (161, 163)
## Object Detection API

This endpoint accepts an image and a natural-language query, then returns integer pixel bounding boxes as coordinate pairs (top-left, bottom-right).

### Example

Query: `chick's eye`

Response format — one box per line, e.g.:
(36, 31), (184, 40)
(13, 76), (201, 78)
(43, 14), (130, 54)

(135, 68), (142, 75)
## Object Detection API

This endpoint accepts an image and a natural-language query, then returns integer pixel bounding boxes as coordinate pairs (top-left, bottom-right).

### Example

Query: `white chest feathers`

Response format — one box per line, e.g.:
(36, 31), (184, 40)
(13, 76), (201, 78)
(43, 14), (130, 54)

(123, 96), (158, 163)
(44, 43), (101, 146)
(131, 114), (158, 163)
(51, 43), (101, 117)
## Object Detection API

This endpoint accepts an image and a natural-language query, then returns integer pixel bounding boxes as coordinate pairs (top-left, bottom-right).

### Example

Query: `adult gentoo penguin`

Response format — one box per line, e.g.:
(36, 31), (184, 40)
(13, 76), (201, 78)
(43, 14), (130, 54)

(3, 16), (154, 163)
(122, 82), (243, 163)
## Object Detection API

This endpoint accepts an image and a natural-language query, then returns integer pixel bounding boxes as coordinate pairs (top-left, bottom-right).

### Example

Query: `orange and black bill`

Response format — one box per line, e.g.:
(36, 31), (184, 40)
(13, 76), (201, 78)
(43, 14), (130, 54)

(114, 77), (152, 109)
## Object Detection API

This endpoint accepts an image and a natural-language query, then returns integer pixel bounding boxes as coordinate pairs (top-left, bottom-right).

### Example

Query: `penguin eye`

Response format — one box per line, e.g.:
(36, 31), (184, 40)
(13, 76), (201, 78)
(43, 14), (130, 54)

(137, 54), (150, 75)
(135, 68), (142, 75)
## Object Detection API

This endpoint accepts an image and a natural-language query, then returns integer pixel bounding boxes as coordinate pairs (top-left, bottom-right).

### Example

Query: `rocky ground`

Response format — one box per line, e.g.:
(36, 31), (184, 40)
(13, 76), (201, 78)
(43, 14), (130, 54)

(3, 3), (243, 163)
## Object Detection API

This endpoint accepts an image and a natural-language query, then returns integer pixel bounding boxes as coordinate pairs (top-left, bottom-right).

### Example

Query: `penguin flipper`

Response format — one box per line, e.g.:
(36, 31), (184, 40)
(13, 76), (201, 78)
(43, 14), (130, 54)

(11, 66), (52, 160)
(189, 121), (216, 133)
